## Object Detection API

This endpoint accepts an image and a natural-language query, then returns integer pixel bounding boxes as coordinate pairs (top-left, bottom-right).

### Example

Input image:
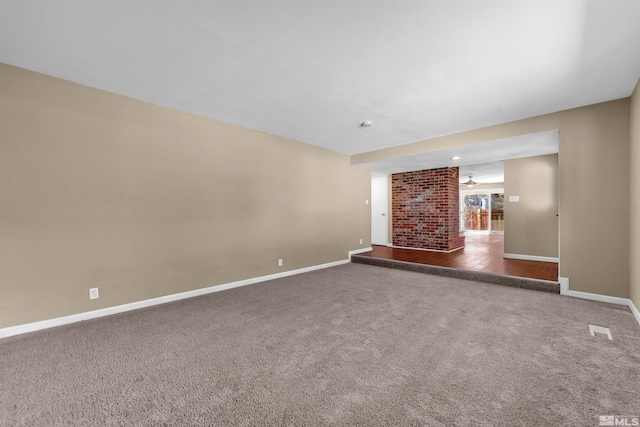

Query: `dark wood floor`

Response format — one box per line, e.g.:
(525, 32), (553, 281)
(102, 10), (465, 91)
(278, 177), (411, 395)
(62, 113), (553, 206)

(360, 233), (558, 282)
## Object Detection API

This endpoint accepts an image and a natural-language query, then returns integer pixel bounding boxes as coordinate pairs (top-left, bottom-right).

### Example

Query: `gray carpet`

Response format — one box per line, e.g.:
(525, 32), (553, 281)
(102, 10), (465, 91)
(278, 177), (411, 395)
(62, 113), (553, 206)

(351, 254), (560, 293)
(1, 263), (639, 426)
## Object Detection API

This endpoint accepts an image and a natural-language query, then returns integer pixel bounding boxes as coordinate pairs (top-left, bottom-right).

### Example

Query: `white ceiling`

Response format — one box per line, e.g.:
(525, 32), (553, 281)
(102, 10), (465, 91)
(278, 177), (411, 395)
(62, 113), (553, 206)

(1, 1), (638, 160)
(361, 129), (559, 182)
(459, 162), (506, 187)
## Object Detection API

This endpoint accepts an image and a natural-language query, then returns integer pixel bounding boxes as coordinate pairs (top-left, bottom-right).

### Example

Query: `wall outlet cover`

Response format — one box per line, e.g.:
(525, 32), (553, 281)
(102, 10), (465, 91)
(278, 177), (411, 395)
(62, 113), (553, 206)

(89, 288), (99, 300)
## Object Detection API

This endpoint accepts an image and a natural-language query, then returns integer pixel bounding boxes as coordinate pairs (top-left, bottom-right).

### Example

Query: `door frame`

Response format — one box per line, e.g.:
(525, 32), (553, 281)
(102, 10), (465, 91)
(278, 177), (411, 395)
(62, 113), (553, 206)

(459, 187), (504, 233)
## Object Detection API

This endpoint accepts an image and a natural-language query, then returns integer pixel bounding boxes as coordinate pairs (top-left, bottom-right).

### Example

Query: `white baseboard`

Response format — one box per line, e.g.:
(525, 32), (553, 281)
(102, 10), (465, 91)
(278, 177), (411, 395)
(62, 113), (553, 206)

(562, 289), (631, 306)
(503, 253), (559, 263)
(1, 254), (361, 339)
(5, 260), (636, 339)
(559, 276), (640, 326)
(349, 247), (373, 259)
(629, 299), (640, 326)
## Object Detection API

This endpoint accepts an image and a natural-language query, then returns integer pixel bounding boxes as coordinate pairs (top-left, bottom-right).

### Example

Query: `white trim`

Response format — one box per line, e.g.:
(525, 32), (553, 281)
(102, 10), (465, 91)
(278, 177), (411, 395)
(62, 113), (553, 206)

(629, 300), (640, 326)
(349, 247), (372, 259)
(562, 289), (631, 306)
(559, 276), (640, 326)
(503, 253), (559, 263)
(0, 255), (360, 339)
(559, 276), (569, 294)
(5, 259), (635, 339)
(558, 277), (640, 325)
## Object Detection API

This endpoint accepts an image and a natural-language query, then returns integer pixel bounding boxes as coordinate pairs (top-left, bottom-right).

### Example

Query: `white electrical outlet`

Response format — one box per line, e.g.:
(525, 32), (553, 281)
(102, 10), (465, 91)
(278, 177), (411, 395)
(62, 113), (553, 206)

(278, 259), (283, 267)
(89, 287), (99, 300)
(365, 199), (369, 205)
(360, 239), (363, 244)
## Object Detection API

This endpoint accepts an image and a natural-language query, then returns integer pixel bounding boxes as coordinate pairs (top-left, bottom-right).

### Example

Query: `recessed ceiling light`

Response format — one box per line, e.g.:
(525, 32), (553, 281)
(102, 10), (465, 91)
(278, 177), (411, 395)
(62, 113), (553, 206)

(451, 156), (461, 160)
(360, 121), (373, 127)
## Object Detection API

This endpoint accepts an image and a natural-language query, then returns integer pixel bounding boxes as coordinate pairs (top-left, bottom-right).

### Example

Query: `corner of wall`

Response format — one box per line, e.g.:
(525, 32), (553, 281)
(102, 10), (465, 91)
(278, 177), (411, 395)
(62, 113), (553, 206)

(630, 79), (640, 311)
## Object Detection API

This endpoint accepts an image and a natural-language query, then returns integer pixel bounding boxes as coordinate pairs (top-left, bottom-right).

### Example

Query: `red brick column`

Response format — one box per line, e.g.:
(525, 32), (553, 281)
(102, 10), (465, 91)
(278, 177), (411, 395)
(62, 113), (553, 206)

(392, 167), (465, 251)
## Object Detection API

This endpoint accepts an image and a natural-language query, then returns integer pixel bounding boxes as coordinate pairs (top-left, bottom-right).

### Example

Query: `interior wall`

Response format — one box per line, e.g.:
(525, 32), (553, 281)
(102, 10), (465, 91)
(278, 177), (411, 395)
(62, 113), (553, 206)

(354, 99), (630, 298)
(0, 64), (371, 329)
(631, 79), (640, 310)
(503, 154), (558, 259)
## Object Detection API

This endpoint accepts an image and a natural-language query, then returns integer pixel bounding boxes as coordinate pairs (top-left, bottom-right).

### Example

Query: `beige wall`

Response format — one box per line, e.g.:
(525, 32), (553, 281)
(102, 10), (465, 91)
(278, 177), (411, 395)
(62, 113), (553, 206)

(504, 155), (558, 259)
(354, 99), (630, 298)
(0, 64), (371, 328)
(631, 80), (640, 310)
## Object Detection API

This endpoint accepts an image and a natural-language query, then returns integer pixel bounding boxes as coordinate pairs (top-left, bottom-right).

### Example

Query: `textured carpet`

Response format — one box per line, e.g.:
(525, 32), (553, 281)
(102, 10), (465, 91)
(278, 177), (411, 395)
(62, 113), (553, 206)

(1, 263), (639, 426)
(351, 254), (560, 293)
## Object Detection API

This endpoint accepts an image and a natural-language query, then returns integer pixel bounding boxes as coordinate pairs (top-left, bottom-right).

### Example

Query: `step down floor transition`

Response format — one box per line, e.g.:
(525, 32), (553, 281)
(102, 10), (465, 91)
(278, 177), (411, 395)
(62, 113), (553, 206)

(351, 254), (560, 294)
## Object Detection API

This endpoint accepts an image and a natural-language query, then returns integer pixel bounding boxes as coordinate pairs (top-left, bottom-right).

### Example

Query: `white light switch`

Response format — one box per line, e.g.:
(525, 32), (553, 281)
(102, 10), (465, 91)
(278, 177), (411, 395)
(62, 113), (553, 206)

(509, 196), (520, 202)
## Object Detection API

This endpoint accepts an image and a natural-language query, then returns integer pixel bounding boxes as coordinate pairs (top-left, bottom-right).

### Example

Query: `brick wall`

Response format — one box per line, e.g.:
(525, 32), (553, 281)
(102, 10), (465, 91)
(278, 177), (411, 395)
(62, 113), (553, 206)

(392, 167), (465, 251)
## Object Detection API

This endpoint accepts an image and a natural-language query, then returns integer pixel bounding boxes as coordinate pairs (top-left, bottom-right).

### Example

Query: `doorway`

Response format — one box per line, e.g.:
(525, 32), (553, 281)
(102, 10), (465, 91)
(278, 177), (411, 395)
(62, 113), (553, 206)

(460, 190), (504, 232)
(371, 176), (388, 245)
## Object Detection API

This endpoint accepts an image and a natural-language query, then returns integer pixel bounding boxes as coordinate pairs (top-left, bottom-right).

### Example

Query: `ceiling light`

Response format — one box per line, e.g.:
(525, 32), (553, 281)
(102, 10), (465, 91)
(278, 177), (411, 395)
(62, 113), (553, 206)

(360, 120), (373, 127)
(465, 176), (477, 187)
(451, 156), (461, 160)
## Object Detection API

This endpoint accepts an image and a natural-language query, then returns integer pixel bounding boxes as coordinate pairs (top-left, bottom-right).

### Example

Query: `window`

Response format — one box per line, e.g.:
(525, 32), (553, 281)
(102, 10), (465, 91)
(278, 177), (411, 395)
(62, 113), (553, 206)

(460, 190), (504, 232)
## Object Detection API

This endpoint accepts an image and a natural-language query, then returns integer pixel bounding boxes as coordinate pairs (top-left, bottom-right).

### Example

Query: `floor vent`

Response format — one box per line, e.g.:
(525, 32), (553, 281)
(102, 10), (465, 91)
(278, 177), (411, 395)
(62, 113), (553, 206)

(589, 324), (612, 340)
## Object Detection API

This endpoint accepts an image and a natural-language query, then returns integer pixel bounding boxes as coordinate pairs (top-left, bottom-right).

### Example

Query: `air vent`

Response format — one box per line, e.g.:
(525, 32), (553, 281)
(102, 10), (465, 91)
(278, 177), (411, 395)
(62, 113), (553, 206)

(589, 324), (612, 340)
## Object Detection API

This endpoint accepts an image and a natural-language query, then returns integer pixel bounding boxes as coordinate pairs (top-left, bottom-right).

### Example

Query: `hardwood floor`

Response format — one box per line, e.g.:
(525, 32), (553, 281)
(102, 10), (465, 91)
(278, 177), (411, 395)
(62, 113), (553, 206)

(360, 233), (558, 282)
